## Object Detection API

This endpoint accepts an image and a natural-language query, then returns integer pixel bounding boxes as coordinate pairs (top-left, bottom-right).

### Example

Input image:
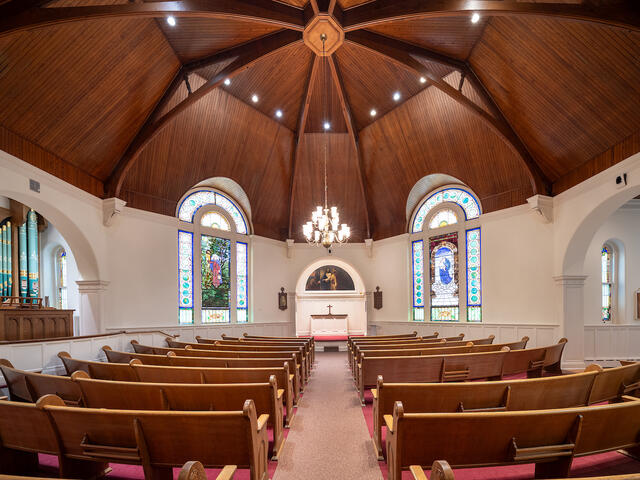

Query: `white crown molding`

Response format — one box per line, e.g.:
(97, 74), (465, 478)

(527, 194), (554, 223)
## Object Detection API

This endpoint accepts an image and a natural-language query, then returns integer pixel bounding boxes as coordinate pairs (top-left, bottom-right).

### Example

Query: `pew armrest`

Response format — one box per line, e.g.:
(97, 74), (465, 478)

(216, 465), (238, 480)
(277, 389), (284, 400)
(371, 388), (377, 399)
(289, 374), (294, 382)
(257, 414), (269, 432)
(409, 466), (427, 480)
(621, 395), (640, 402)
(0, 396), (7, 401)
(384, 415), (394, 433)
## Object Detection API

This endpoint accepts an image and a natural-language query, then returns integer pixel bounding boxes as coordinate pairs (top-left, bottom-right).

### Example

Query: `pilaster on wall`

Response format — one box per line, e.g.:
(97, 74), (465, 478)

(554, 275), (587, 369)
(76, 280), (109, 335)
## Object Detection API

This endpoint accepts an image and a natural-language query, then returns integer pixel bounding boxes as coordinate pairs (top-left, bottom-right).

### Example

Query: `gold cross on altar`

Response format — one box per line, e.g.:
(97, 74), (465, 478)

(327, 304), (333, 315)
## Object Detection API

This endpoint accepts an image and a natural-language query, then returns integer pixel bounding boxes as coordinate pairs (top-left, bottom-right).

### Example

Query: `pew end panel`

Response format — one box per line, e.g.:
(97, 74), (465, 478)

(178, 461), (238, 480)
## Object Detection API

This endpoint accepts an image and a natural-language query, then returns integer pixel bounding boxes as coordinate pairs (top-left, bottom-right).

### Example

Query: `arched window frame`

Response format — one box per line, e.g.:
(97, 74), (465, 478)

(177, 188), (251, 325)
(601, 242), (616, 323)
(409, 186), (482, 323)
(54, 247), (67, 309)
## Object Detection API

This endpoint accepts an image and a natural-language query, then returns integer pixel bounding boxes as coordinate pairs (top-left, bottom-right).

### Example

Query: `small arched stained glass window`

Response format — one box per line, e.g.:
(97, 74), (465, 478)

(602, 245), (612, 322)
(200, 212), (231, 231)
(429, 209), (458, 229)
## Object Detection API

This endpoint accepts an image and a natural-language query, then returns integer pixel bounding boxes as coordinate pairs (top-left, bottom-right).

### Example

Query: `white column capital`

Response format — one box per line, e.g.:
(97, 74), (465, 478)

(286, 239), (295, 258)
(76, 280), (110, 293)
(553, 275), (588, 286)
(102, 197), (127, 226)
(527, 194), (553, 223)
(364, 238), (373, 257)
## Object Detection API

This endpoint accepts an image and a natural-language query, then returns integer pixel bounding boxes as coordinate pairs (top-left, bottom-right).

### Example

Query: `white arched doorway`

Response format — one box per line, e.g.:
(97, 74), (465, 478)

(295, 258), (367, 337)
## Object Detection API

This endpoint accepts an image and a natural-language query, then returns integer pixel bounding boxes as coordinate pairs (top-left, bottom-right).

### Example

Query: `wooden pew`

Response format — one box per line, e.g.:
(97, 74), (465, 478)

(371, 367), (601, 459)
(72, 373), (285, 460)
(357, 349), (512, 404)
(166, 340), (308, 385)
(385, 399), (640, 480)
(58, 352), (140, 381)
(588, 361), (640, 403)
(408, 460), (640, 480)
(103, 347), (302, 402)
(42, 395), (270, 480)
(0, 360), (82, 406)
(233, 334), (316, 365)
(0, 397), (107, 478)
(501, 339), (567, 377)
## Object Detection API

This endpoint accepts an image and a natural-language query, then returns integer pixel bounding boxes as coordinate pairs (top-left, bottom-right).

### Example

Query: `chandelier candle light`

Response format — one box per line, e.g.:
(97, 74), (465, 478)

(303, 34), (351, 249)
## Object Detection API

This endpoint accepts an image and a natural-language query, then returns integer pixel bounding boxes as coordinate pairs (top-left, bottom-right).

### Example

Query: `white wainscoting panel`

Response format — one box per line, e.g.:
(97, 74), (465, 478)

(584, 324), (640, 362)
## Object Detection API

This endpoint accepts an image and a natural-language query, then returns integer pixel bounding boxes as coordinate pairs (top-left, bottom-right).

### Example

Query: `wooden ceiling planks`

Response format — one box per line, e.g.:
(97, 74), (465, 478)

(217, 42), (313, 131)
(470, 16), (640, 181)
(334, 41), (426, 130)
(366, 16), (489, 61)
(156, 17), (282, 64)
(0, 18), (179, 180)
(291, 133), (368, 242)
(121, 88), (294, 240)
(360, 83), (532, 239)
(305, 56), (348, 133)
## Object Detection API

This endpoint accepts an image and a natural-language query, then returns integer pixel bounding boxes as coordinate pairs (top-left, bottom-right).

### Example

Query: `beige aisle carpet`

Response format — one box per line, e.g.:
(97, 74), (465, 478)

(273, 351), (383, 480)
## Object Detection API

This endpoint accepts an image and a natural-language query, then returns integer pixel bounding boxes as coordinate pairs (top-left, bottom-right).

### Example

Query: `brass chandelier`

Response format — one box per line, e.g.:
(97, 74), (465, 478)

(303, 34), (350, 249)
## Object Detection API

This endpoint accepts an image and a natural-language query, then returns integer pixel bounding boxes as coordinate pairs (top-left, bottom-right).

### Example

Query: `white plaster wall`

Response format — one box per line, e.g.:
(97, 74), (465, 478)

(584, 203), (640, 325)
(40, 223), (80, 320)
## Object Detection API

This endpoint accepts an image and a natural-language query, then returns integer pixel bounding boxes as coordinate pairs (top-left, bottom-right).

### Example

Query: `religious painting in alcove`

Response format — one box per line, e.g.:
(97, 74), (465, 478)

(201, 235), (230, 321)
(305, 265), (355, 291)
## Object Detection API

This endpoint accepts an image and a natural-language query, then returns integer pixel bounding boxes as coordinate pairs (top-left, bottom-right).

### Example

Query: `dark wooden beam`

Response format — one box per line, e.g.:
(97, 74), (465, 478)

(0, 0), (53, 17)
(0, 0), (305, 39)
(310, 0), (320, 16)
(346, 30), (551, 195)
(288, 56), (320, 239)
(107, 30), (302, 197)
(327, 55), (372, 239)
(342, 0), (640, 33)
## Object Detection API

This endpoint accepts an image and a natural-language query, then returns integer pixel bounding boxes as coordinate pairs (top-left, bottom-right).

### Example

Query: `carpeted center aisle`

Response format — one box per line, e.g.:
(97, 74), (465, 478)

(273, 351), (383, 480)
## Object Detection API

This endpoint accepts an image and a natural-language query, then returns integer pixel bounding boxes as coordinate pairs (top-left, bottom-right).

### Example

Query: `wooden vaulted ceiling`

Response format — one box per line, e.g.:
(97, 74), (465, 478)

(0, 0), (639, 242)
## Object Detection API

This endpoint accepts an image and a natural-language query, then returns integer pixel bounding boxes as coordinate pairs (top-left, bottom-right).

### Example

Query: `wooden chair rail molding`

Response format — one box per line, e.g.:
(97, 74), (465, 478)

(356, 339), (567, 404)
(0, 329), (178, 346)
(0, 395), (269, 480)
(57, 353), (296, 427)
(371, 362), (640, 460)
(385, 400), (640, 480)
(408, 461), (640, 480)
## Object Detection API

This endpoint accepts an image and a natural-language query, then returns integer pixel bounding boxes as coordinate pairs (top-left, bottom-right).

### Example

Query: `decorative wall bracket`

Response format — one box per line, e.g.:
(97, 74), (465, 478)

(286, 238), (295, 258)
(365, 238), (373, 257)
(102, 198), (127, 227)
(527, 194), (553, 223)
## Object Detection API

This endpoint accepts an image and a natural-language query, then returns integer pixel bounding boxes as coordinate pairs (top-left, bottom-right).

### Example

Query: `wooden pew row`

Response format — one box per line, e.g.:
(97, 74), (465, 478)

(195, 338), (313, 377)
(72, 372), (285, 460)
(166, 340), (309, 385)
(231, 334), (316, 365)
(356, 339), (567, 404)
(371, 366), (608, 460)
(351, 337), (525, 374)
(103, 347), (303, 402)
(385, 399), (640, 480)
(408, 460), (640, 480)
(347, 332), (419, 347)
(0, 461), (237, 480)
(217, 336), (314, 364)
(58, 354), (296, 427)
(0, 396), (269, 480)
(133, 340), (308, 387)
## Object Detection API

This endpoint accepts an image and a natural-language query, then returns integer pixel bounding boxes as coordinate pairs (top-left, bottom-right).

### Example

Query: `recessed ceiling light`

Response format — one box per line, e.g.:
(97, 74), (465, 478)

(419, 76), (427, 84)
(323, 121), (331, 130)
(223, 78), (231, 86)
(166, 16), (176, 27)
(392, 91), (401, 101)
(370, 109), (377, 117)
(251, 94), (259, 103)
(471, 12), (480, 24)
(275, 109), (283, 118)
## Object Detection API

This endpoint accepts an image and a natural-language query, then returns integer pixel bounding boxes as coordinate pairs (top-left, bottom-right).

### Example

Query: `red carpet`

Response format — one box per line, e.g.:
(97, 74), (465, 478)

(359, 391), (640, 479)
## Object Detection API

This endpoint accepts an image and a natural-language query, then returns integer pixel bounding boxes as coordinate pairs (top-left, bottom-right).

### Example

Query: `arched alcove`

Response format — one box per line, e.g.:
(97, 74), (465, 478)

(295, 258), (366, 337)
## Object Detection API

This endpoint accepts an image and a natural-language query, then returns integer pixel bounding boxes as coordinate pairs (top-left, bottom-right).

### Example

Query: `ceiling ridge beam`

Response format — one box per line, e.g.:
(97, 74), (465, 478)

(346, 31), (551, 195)
(341, 0), (640, 33)
(0, 0), (305, 39)
(288, 55), (320, 239)
(106, 29), (302, 198)
(0, 0), (53, 17)
(327, 54), (372, 239)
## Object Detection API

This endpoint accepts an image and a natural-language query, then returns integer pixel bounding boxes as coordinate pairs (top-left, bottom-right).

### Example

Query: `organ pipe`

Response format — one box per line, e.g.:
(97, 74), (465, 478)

(19, 223), (27, 298)
(27, 210), (39, 298)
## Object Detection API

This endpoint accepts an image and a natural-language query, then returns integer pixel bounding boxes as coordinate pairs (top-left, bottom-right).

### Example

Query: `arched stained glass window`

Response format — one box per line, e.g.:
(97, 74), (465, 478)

(429, 209), (458, 229)
(410, 186), (482, 323)
(177, 188), (250, 325)
(201, 212), (231, 231)
(55, 248), (67, 309)
(602, 245), (613, 322)
(412, 188), (480, 233)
